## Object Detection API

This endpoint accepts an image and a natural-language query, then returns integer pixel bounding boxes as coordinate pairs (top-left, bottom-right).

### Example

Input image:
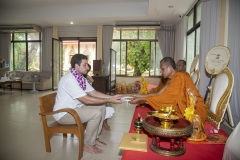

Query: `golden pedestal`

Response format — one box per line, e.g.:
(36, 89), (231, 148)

(143, 116), (193, 156)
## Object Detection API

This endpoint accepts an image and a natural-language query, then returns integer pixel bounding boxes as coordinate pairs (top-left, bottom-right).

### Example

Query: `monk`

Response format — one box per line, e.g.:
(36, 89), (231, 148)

(149, 59), (187, 94)
(130, 57), (207, 122)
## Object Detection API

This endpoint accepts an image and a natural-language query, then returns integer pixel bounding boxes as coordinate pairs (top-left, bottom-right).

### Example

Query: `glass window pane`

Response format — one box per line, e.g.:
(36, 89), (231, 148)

(188, 11), (194, 30)
(14, 42), (26, 70)
(113, 29), (120, 39)
(80, 41), (96, 69)
(14, 33), (26, 41)
(62, 40), (78, 74)
(195, 28), (201, 70)
(28, 42), (40, 71)
(27, 33), (40, 40)
(196, 28), (200, 55)
(155, 43), (162, 76)
(127, 41), (150, 76)
(112, 41), (121, 74)
(196, 2), (202, 24)
(121, 42), (126, 75)
(186, 32), (195, 72)
(122, 29), (138, 39)
(139, 30), (155, 39)
(149, 42), (156, 76)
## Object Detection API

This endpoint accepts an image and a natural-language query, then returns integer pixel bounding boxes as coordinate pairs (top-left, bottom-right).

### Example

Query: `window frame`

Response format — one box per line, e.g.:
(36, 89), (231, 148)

(11, 32), (42, 71)
(186, 1), (201, 72)
(112, 28), (161, 77)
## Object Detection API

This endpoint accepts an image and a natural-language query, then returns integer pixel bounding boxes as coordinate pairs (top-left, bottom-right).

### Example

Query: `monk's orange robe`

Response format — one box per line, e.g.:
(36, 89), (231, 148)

(148, 76), (168, 93)
(145, 72), (207, 122)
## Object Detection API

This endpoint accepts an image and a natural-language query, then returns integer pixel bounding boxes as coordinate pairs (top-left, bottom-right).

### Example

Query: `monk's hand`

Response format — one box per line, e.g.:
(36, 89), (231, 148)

(129, 97), (144, 104)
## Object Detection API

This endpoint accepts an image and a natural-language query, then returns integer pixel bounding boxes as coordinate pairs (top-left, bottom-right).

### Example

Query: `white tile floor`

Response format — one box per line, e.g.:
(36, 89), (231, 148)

(0, 90), (136, 160)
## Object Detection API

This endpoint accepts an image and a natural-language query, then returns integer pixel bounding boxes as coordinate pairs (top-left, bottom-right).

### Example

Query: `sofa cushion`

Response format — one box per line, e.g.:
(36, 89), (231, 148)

(22, 74), (30, 82)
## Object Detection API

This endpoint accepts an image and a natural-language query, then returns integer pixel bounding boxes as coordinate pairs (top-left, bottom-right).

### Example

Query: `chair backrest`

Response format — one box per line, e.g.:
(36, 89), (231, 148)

(206, 67), (234, 129)
(39, 92), (57, 113)
(190, 69), (200, 86)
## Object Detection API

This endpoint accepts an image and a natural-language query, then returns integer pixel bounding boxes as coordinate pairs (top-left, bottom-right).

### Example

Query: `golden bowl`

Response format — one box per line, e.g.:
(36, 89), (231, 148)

(154, 113), (179, 121)
(159, 106), (177, 114)
(147, 111), (160, 117)
(153, 113), (179, 128)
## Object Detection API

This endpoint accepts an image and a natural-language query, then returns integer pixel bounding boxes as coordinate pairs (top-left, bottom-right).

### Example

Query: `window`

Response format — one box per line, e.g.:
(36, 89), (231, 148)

(112, 28), (162, 77)
(11, 32), (41, 71)
(186, 1), (201, 72)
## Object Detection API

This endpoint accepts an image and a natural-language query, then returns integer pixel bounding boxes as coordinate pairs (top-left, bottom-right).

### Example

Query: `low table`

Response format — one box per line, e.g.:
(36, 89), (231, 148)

(0, 80), (22, 91)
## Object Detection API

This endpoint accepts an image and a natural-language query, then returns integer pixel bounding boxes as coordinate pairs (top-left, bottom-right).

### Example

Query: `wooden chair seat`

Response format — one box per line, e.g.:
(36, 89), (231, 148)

(39, 92), (85, 160)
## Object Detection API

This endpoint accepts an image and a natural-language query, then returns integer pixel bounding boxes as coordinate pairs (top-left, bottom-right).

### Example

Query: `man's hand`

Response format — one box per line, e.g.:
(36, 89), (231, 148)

(108, 95), (122, 104)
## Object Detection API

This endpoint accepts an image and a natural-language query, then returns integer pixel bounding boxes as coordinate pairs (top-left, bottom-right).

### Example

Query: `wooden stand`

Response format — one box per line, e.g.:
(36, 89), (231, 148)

(92, 76), (109, 93)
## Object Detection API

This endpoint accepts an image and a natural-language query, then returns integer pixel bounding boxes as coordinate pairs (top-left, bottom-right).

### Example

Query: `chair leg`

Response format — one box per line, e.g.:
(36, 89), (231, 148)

(44, 133), (51, 152)
(78, 135), (84, 160)
(63, 133), (67, 138)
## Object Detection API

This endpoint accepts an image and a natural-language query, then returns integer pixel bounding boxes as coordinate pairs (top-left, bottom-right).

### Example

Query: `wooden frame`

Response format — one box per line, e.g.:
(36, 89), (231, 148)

(206, 68), (234, 129)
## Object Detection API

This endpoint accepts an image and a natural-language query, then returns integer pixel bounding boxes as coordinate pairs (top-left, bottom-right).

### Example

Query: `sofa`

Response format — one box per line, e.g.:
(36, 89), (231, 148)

(9, 71), (52, 91)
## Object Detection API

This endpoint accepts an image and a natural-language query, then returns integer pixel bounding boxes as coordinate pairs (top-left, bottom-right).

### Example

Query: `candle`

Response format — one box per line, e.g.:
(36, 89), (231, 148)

(138, 113), (141, 122)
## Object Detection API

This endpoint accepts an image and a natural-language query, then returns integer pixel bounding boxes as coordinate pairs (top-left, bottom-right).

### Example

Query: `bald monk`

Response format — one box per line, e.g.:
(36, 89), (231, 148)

(130, 57), (207, 122)
(149, 59), (187, 94)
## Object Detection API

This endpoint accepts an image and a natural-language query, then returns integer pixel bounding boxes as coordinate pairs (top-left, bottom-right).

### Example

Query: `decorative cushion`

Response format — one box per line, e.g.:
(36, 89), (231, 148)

(22, 75), (30, 82)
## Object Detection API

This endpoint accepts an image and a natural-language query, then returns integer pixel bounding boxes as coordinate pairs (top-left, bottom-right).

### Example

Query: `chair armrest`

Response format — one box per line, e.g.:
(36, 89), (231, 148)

(39, 108), (83, 128)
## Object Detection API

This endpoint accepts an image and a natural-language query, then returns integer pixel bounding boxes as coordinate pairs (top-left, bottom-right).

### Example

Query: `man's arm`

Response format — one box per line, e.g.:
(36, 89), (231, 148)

(77, 94), (122, 106)
(87, 90), (112, 99)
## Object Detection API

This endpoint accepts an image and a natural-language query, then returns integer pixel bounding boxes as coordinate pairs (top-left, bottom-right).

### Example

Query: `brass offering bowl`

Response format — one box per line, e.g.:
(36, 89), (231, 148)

(159, 106), (177, 115)
(147, 106), (176, 117)
(154, 113), (179, 129)
(147, 110), (160, 117)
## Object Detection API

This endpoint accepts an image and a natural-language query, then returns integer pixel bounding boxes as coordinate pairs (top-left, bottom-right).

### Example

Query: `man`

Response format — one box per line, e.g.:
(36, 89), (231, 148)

(176, 59), (186, 72)
(53, 54), (122, 154)
(130, 57), (207, 122)
(149, 59), (186, 94)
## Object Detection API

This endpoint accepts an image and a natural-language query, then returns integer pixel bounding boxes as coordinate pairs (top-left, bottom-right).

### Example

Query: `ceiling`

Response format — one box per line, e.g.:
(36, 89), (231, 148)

(0, 0), (197, 28)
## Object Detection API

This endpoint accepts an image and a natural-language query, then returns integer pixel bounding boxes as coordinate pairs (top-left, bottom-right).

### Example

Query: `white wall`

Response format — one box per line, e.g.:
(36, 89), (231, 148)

(58, 26), (97, 37)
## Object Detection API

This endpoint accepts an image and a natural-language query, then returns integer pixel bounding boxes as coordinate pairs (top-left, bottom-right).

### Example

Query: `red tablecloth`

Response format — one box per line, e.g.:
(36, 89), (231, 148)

(122, 105), (228, 160)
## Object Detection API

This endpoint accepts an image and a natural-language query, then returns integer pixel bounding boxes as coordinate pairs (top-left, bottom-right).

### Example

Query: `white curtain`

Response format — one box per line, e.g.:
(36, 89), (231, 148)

(0, 33), (11, 67)
(174, 16), (188, 61)
(227, 0), (240, 125)
(156, 26), (175, 58)
(102, 25), (114, 76)
(42, 27), (54, 72)
(198, 0), (219, 97)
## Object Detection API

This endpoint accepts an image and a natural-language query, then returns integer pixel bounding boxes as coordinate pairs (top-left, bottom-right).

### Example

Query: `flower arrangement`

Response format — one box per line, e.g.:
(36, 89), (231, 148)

(184, 89), (196, 122)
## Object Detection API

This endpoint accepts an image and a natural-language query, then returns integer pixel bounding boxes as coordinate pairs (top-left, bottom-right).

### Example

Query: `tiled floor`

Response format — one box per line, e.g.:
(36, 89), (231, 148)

(0, 90), (136, 160)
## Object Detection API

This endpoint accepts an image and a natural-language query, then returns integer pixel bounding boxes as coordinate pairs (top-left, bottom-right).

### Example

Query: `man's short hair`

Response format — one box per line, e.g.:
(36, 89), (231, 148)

(161, 57), (176, 69)
(178, 60), (186, 66)
(88, 64), (91, 71)
(70, 54), (88, 68)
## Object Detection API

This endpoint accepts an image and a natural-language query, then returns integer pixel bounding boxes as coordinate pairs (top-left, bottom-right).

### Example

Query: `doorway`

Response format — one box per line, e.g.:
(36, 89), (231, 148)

(61, 39), (97, 76)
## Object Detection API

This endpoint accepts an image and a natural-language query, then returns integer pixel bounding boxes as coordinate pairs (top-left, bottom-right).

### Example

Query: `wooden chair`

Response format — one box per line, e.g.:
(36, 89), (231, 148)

(190, 69), (200, 87)
(39, 92), (85, 160)
(205, 67), (234, 129)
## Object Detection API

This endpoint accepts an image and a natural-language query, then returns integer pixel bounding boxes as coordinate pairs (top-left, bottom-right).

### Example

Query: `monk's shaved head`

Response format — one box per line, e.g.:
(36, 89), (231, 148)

(160, 57), (176, 70)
